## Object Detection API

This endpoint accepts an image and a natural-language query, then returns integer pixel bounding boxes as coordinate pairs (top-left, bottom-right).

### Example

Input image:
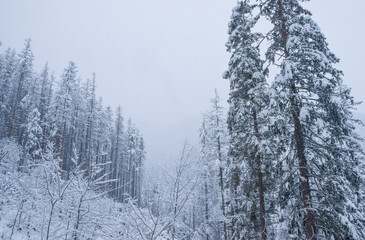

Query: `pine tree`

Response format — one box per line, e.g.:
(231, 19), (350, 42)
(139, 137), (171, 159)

(38, 64), (52, 125)
(199, 90), (228, 240)
(8, 39), (34, 140)
(25, 108), (43, 162)
(110, 106), (124, 200)
(124, 119), (143, 202)
(258, 0), (365, 238)
(100, 105), (114, 193)
(199, 116), (214, 240)
(81, 73), (97, 176)
(0, 48), (17, 137)
(37, 64), (54, 151)
(135, 134), (145, 206)
(92, 97), (105, 180)
(52, 61), (79, 179)
(224, 1), (276, 239)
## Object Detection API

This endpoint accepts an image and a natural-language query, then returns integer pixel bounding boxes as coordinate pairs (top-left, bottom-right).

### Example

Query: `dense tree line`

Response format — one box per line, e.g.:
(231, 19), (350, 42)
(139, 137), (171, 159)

(0, 39), (145, 204)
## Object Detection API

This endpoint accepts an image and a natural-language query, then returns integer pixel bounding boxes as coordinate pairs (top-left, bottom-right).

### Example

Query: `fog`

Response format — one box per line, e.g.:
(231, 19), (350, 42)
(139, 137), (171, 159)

(1, 0), (364, 166)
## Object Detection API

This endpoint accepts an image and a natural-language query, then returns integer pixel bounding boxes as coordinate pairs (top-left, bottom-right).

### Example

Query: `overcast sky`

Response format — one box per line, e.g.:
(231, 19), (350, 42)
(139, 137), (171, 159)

(1, 0), (364, 166)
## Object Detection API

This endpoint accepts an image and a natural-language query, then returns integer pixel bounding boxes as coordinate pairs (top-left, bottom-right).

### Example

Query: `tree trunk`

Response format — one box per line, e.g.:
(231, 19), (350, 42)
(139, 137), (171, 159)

(204, 172), (209, 240)
(217, 136), (228, 240)
(60, 122), (67, 178)
(46, 203), (55, 240)
(277, 1), (317, 239)
(230, 167), (240, 240)
(252, 110), (267, 240)
(73, 196), (83, 240)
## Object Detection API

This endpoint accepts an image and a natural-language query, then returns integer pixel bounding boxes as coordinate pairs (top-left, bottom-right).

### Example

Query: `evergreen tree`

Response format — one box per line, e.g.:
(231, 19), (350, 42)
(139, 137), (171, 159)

(199, 115), (215, 240)
(110, 106), (124, 199)
(199, 90), (228, 240)
(79, 73), (98, 176)
(52, 61), (79, 179)
(8, 39), (33, 140)
(124, 119), (144, 203)
(258, 0), (365, 238)
(25, 108), (43, 162)
(92, 97), (106, 180)
(37, 64), (54, 151)
(38, 64), (52, 125)
(0, 48), (17, 137)
(135, 135), (145, 206)
(100, 105), (114, 193)
(224, 1), (276, 239)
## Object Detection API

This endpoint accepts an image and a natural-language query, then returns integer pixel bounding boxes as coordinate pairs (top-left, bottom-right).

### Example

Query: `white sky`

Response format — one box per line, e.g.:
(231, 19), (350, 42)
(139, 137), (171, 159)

(1, 0), (365, 166)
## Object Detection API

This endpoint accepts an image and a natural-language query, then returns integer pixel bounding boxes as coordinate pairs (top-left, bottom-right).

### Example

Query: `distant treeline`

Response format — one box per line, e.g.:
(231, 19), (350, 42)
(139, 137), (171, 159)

(0, 39), (145, 203)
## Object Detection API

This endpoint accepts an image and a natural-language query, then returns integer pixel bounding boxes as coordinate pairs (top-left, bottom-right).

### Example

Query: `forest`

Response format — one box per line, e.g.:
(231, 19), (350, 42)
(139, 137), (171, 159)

(1, 0), (365, 239)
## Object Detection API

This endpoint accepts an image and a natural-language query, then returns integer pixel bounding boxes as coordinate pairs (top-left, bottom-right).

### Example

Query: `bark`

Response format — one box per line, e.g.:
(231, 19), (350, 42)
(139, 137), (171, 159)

(60, 122), (67, 176)
(277, 1), (317, 239)
(113, 136), (119, 198)
(218, 136), (228, 240)
(252, 109), (267, 240)
(192, 203), (196, 231)
(46, 203), (55, 240)
(204, 172), (209, 240)
(73, 195), (84, 240)
(230, 168), (240, 240)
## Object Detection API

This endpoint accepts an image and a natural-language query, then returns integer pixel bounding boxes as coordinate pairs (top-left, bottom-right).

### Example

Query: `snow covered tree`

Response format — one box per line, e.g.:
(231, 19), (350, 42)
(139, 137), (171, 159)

(52, 61), (79, 179)
(8, 39), (33, 141)
(37, 63), (54, 151)
(135, 134), (145, 206)
(199, 90), (228, 240)
(199, 116), (215, 240)
(123, 119), (145, 204)
(223, 1), (277, 239)
(25, 108), (43, 162)
(109, 106), (124, 199)
(91, 98), (108, 181)
(0, 48), (17, 137)
(98, 105), (114, 192)
(82, 73), (97, 176)
(257, 0), (365, 238)
(166, 142), (199, 239)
